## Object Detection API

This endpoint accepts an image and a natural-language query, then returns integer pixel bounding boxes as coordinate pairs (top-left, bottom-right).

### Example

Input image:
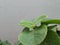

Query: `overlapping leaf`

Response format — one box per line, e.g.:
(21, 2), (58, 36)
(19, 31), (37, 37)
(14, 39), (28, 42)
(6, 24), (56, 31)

(40, 26), (60, 45)
(18, 25), (47, 45)
(18, 15), (60, 45)
(48, 25), (57, 32)
(19, 20), (35, 28)
(19, 15), (47, 28)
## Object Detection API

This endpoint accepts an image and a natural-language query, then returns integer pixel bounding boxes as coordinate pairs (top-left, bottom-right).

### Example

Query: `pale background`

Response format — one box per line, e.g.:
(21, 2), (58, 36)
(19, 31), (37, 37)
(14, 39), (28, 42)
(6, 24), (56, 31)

(0, 0), (60, 45)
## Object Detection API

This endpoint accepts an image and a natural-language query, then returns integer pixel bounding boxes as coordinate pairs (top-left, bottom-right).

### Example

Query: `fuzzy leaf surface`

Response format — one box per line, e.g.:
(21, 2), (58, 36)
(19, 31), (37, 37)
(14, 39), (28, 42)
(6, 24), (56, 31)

(18, 25), (47, 45)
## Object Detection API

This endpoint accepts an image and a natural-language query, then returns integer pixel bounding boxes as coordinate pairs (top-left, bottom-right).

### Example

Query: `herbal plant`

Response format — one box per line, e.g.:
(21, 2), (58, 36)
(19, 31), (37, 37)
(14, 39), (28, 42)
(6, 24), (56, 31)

(18, 15), (60, 45)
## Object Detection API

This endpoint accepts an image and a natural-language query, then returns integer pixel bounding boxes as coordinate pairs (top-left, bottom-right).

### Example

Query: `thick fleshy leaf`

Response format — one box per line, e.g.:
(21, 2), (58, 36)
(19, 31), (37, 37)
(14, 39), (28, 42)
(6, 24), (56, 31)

(40, 30), (60, 45)
(32, 15), (47, 25)
(18, 25), (47, 45)
(19, 20), (35, 28)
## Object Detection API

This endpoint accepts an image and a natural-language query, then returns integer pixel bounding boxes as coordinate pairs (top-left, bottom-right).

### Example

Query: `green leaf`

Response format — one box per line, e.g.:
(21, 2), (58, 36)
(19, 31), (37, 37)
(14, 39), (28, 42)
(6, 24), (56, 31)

(48, 25), (57, 32)
(15, 41), (23, 45)
(39, 42), (47, 45)
(18, 25), (47, 45)
(40, 30), (60, 45)
(32, 15), (47, 25)
(2, 40), (10, 45)
(0, 40), (3, 45)
(42, 19), (60, 24)
(19, 20), (35, 28)
(19, 15), (47, 28)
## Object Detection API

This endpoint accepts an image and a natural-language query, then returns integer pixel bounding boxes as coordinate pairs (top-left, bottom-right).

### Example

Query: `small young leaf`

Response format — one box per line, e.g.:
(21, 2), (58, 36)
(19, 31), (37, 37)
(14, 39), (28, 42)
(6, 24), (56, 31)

(32, 15), (47, 25)
(19, 15), (47, 28)
(19, 20), (35, 28)
(18, 25), (47, 45)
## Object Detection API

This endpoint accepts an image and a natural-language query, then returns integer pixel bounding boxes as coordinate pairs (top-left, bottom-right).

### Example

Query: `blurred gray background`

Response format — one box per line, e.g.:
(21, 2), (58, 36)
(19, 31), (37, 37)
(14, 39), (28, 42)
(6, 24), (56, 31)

(0, 0), (60, 45)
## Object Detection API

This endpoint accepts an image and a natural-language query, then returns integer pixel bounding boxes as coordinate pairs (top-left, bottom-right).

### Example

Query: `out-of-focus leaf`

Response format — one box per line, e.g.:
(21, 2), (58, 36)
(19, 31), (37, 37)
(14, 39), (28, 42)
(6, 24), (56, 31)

(2, 40), (10, 45)
(0, 40), (3, 45)
(57, 31), (60, 37)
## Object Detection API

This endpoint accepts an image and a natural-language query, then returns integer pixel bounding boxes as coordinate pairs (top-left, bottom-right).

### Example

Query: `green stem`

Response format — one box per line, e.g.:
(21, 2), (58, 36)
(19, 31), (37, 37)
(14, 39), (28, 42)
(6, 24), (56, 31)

(42, 19), (60, 24)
